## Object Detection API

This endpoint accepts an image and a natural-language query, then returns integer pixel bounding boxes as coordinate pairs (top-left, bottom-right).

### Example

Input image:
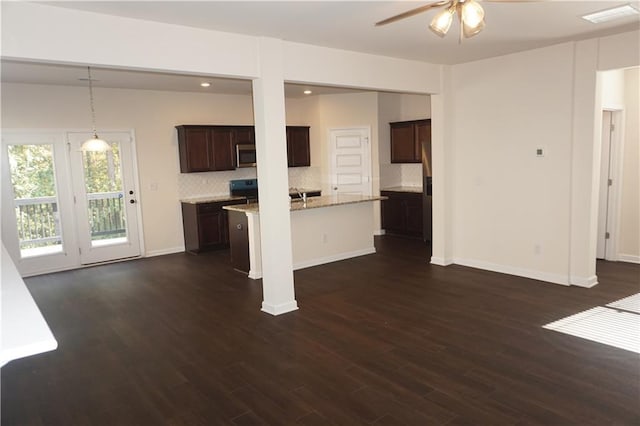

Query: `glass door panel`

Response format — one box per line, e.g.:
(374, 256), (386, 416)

(68, 131), (141, 265)
(7, 144), (63, 258)
(2, 131), (78, 276)
(82, 142), (128, 247)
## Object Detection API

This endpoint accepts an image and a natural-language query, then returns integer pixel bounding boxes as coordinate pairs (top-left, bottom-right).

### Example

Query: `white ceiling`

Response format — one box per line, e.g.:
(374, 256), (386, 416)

(2, 1), (639, 94)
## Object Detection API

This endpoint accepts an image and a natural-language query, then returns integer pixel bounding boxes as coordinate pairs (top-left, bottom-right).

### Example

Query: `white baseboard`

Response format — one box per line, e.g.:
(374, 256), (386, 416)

(618, 254), (640, 264)
(261, 300), (299, 316)
(145, 246), (185, 257)
(570, 275), (599, 288)
(431, 256), (453, 266)
(247, 247), (376, 280)
(374, 229), (386, 236)
(453, 257), (571, 286)
(293, 247), (376, 271)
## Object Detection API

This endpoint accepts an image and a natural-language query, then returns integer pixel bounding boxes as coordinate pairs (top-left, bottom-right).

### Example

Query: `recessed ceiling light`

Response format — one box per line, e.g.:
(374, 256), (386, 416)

(200, 82), (211, 87)
(582, 4), (639, 24)
(303, 90), (312, 95)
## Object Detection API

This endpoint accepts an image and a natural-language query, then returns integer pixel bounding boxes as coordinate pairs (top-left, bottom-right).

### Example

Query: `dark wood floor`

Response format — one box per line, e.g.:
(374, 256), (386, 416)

(2, 236), (639, 425)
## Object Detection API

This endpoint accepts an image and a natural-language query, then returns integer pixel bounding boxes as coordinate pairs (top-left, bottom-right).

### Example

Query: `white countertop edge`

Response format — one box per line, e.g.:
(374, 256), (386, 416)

(1, 244), (58, 367)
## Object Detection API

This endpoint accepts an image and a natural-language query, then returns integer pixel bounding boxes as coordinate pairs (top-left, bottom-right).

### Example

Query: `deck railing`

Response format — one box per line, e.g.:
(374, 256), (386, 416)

(14, 196), (61, 248)
(14, 192), (125, 248)
(87, 192), (126, 239)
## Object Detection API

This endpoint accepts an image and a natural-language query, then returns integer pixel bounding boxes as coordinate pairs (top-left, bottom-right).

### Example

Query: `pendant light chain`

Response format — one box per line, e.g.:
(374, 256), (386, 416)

(87, 66), (98, 138)
(81, 66), (110, 152)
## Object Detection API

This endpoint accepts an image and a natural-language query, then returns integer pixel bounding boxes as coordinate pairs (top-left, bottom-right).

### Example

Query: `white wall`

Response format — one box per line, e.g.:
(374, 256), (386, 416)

(449, 43), (575, 284)
(601, 69), (626, 110)
(619, 68), (640, 262)
(439, 31), (640, 286)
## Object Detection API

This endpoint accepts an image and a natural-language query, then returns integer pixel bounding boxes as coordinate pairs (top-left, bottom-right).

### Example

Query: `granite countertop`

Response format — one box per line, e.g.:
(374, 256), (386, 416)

(381, 186), (423, 193)
(289, 187), (322, 195)
(180, 195), (247, 204)
(223, 194), (387, 214)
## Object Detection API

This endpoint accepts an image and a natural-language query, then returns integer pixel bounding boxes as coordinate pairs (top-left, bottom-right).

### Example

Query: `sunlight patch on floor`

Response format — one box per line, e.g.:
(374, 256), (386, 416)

(543, 293), (640, 354)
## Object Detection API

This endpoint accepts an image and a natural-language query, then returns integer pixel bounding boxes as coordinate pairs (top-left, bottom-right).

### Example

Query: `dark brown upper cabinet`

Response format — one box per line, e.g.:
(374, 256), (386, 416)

(390, 119), (431, 164)
(286, 126), (311, 167)
(176, 125), (254, 173)
(177, 124), (310, 171)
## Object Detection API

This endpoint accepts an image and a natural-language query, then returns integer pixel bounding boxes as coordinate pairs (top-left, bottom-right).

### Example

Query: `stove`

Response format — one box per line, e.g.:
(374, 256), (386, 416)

(229, 178), (258, 202)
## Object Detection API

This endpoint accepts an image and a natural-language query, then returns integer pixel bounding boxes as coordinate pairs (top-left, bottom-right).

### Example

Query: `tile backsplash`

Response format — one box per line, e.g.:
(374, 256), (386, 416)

(380, 163), (423, 189)
(401, 164), (423, 187)
(178, 167), (322, 199)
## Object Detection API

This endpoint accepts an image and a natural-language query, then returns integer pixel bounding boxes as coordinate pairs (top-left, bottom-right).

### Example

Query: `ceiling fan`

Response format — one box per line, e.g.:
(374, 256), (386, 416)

(375, 0), (534, 42)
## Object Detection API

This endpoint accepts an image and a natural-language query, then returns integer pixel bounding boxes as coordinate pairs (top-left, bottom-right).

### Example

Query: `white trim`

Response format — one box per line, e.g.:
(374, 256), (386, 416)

(20, 254), (142, 278)
(374, 229), (386, 236)
(618, 254), (640, 264)
(605, 109), (625, 261)
(145, 246), (185, 257)
(453, 257), (571, 286)
(261, 300), (299, 316)
(293, 247), (376, 270)
(430, 256), (453, 266)
(570, 275), (599, 288)
(248, 247), (376, 280)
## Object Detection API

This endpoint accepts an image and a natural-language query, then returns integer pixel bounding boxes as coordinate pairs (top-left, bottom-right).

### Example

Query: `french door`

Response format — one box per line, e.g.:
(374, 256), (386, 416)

(1, 130), (142, 276)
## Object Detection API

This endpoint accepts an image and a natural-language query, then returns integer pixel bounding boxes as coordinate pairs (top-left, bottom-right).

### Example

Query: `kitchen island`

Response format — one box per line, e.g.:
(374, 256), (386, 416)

(224, 194), (386, 279)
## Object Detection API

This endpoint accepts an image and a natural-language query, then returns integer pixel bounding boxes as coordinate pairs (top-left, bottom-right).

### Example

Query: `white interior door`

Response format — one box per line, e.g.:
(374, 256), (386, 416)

(67, 131), (141, 265)
(329, 127), (372, 196)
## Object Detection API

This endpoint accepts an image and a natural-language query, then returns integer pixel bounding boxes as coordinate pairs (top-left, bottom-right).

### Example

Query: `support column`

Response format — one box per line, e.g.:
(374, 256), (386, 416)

(252, 37), (298, 315)
(569, 39), (600, 287)
(431, 66), (454, 266)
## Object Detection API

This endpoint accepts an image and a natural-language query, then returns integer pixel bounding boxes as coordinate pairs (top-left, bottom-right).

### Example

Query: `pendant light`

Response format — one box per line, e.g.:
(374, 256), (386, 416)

(81, 66), (110, 152)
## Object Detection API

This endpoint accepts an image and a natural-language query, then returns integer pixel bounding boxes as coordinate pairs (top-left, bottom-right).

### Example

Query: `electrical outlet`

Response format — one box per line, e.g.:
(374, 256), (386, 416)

(322, 233), (328, 244)
(534, 244), (542, 255)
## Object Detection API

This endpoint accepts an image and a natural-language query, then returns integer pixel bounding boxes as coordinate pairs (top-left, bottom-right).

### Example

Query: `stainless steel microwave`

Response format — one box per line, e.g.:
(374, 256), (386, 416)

(236, 144), (256, 168)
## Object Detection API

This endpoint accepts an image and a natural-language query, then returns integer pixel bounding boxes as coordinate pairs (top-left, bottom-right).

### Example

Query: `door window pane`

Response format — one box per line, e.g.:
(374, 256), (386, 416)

(7, 144), (63, 258)
(82, 142), (127, 246)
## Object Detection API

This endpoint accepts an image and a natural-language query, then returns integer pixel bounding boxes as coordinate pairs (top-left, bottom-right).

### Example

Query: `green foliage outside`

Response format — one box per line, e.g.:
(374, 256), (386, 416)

(7, 142), (126, 251)
(8, 144), (56, 199)
(83, 142), (122, 194)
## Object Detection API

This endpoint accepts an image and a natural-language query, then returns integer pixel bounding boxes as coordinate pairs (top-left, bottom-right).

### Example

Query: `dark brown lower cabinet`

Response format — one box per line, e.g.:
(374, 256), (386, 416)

(181, 200), (241, 253)
(381, 191), (423, 238)
(227, 210), (250, 273)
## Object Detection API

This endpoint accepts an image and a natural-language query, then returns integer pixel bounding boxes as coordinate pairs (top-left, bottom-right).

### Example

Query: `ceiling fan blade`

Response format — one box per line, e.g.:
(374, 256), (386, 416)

(482, 0), (547, 2)
(375, 1), (451, 26)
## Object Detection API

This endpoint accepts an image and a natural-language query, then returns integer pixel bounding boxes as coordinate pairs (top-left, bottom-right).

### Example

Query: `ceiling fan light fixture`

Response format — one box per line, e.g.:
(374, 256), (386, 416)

(463, 17), (485, 38)
(461, 0), (485, 31)
(429, 5), (455, 37)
